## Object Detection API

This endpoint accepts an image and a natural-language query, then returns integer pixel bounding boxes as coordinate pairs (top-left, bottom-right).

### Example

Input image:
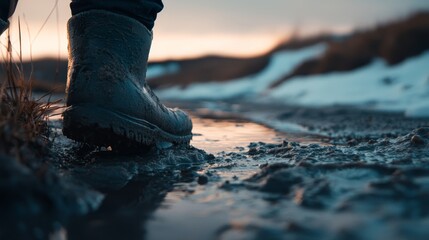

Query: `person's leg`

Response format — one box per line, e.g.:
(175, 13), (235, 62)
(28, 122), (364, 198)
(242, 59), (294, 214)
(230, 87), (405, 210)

(0, 0), (19, 34)
(69, 0), (163, 31)
(63, 0), (193, 147)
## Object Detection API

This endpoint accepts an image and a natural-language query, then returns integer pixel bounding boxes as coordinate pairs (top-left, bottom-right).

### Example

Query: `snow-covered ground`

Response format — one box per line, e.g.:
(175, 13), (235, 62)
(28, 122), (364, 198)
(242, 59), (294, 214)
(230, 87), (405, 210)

(154, 44), (429, 117)
(270, 51), (429, 118)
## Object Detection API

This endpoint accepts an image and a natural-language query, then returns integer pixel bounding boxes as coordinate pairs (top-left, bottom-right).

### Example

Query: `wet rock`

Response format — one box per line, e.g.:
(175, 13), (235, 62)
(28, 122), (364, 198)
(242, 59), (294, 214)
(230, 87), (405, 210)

(219, 180), (241, 191)
(415, 127), (429, 136)
(258, 169), (303, 194)
(368, 176), (420, 195)
(71, 162), (138, 191)
(259, 163), (269, 169)
(197, 175), (209, 185)
(267, 146), (293, 155)
(248, 147), (260, 156)
(295, 179), (331, 209)
(411, 135), (425, 145)
(347, 139), (358, 146)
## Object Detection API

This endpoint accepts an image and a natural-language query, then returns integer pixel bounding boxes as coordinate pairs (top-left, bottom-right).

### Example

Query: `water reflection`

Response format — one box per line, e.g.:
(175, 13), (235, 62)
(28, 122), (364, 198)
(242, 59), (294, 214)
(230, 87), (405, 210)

(191, 117), (285, 154)
(191, 115), (324, 154)
(48, 101), (320, 154)
(42, 100), (327, 240)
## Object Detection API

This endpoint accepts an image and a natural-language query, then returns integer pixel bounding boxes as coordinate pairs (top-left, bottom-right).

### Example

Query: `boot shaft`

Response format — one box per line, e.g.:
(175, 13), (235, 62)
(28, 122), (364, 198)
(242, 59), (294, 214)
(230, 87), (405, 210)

(63, 10), (193, 145)
(67, 10), (152, 106)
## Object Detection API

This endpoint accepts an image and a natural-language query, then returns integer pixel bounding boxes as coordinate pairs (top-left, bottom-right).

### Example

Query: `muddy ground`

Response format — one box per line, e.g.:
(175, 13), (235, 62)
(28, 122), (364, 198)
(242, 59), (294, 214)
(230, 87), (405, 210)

(1, 102), (429, 240)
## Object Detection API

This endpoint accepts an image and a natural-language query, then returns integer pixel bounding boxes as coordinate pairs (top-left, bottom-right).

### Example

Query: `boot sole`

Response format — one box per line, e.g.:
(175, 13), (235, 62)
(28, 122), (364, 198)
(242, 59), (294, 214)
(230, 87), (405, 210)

(62, 105), (192, 148)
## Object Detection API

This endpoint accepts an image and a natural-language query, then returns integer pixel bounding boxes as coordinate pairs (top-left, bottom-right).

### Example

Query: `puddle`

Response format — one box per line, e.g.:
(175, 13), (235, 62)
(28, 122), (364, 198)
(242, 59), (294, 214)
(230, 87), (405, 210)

(191, 116), (321, 154)
(48, 102), (322, 154)
(45, 101), (331, 240)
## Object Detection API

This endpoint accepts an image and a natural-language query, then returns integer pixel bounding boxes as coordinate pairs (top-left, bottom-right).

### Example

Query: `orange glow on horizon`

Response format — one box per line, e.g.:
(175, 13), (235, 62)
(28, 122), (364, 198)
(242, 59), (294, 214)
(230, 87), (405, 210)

(0, 26), (289, 61)
(1, 0), (426, 61)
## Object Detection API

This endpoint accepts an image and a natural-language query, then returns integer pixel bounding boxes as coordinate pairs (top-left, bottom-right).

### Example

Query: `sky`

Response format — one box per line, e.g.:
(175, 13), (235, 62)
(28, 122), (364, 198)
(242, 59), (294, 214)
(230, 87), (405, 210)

(1, 0), (429, 61)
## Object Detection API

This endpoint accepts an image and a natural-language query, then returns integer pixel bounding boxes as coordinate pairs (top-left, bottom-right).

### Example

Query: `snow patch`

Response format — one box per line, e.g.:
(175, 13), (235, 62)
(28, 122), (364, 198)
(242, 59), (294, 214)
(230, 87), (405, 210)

(156, 44), (327, 100)
(269, 51), (429, 117)
(147, 63), (180, 79)
(154, 42), (429, 118)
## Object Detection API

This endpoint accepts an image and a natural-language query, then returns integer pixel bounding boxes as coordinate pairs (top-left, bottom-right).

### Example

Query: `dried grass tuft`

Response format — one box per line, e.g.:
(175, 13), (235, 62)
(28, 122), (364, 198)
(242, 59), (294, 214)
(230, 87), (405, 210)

(0, 26), (60, 160)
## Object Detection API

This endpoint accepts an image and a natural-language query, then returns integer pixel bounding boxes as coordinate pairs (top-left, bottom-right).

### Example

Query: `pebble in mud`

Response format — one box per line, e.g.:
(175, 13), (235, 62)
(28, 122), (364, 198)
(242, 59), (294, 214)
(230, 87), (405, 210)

(411, 135), (425, 145)
(257, 168), (304, 194)
(197, 175), (209, 185)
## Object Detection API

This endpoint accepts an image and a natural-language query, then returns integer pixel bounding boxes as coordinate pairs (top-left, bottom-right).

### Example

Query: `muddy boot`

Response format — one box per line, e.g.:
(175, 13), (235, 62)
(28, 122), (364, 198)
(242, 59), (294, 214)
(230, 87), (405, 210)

(62, 10), (193, 148)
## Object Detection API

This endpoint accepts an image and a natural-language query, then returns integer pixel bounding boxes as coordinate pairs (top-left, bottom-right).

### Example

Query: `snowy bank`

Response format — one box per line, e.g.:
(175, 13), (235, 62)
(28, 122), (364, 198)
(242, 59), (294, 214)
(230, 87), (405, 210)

(156, 44), (326, 100)
(155, 42), (429, 118)
(269, 51), (429, 117)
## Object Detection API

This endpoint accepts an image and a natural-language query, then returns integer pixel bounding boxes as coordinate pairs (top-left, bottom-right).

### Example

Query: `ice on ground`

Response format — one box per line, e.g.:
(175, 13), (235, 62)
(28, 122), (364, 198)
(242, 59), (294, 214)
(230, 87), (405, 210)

(269, 51), (429, 117)
(156, 44), (327, 100)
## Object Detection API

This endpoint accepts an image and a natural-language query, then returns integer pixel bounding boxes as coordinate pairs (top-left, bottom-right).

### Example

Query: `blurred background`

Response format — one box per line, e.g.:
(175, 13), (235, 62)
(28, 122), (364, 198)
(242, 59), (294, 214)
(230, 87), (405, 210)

(2, 0), (429, 60)
(1, 0), (429, 117)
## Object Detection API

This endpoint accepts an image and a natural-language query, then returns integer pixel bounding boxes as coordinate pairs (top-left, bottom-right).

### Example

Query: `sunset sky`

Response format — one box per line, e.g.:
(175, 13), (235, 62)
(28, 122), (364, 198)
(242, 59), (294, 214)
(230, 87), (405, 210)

(2, 0), (429, 61)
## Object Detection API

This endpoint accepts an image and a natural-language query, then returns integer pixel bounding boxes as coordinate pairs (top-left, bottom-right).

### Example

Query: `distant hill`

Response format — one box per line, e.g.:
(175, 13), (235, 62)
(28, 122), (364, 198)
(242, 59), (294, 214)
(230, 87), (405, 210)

(271, 12), (429, 88)
(0, 55), (273, 93)
(1, 12), (427, 93)
(0, 58), (67, 93)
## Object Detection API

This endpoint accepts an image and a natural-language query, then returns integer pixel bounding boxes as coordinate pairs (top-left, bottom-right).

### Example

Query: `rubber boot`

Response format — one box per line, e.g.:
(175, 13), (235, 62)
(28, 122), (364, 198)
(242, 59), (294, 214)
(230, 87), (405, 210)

(62, 10), (193, 148)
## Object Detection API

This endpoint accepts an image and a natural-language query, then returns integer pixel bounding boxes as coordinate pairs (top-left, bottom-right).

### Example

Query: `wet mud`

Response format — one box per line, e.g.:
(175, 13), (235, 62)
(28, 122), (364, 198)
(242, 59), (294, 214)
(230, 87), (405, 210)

(1, 103), (429, 240)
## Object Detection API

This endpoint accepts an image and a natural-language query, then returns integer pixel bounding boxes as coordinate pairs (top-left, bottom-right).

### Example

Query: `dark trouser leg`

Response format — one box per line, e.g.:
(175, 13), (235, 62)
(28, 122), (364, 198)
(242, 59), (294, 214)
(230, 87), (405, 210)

(0, 0), (18, 20)
(0, 0), (19, 34)
(70, 0), (163, 31)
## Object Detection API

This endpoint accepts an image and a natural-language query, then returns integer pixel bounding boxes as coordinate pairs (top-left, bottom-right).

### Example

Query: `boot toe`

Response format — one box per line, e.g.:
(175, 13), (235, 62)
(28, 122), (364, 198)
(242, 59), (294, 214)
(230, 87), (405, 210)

(172, 108), (193, 135)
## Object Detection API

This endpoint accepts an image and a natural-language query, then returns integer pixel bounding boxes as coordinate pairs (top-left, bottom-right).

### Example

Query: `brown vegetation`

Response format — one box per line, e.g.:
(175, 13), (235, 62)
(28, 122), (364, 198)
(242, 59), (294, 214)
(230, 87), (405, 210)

(0, 34), (59, 159)
(271, 12), (429, 88)
(147, 55), (271, 89)
(270, 34), (333, 53)
(0, 58), (67, 93)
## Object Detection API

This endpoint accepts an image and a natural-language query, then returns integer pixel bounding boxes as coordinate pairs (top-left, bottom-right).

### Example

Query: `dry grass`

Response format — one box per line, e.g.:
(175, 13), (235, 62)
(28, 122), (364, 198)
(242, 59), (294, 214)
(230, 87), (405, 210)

(0, 29), (60, 159)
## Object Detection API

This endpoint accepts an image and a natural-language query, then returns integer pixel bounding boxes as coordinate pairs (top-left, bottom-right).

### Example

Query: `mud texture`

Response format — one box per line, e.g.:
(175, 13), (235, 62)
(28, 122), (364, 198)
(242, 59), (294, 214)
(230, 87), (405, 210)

(0, 119), (210, 240)
(276, 105), (429, 140)
(1, 103), (429, 240)
(240, 127), (429, 239)
(0, 153), (102, 240)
